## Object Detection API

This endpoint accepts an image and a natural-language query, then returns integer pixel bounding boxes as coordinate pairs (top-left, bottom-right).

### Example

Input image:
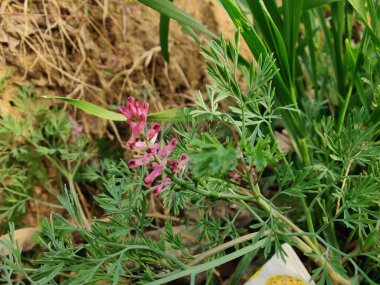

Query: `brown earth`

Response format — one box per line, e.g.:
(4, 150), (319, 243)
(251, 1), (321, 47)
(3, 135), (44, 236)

(0, 0), (247, 137)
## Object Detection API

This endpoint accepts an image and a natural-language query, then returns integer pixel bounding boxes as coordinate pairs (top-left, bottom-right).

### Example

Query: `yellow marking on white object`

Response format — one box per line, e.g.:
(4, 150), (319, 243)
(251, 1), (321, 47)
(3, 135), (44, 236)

(265, 274), (306, 285)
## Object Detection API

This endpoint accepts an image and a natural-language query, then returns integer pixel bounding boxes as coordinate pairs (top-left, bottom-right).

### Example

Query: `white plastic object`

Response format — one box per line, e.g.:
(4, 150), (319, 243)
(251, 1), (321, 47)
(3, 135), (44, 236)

(244, 244), (315, 285)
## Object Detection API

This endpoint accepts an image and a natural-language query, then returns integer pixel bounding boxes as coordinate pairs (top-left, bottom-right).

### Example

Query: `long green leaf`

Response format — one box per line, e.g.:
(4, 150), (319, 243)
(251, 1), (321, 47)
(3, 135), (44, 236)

(247, 1), (292, 90)
(159, 1), (172, 62)
(220, 0), (309, 161)
(283, 0), (303, 85)
(263, 0), (283, 29)
(139, 0), (216, 38)
(146, 238), (268, 285)
(43, 96), (188, 122)
(148, 107), (190, 122)
(42, 96), (125, 121)
(303, 10), (319, 100)
(229, 249), (258, 285)
(220, 0), (297, 107)
(348, 0), (380, 48)
(331, 1), (346, 96)
(219, 0), (268, 60)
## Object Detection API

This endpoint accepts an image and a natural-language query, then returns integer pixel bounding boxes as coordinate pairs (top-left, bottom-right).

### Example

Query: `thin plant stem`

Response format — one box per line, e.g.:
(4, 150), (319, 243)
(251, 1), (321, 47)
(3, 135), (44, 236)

(188, 230), (270, 265)
(300, 198), (319, 250)
(67, 174), (91, 231)
(337, 30), (369, 133)
(148, 138), (348, 283)
(289, 236), (350, 285)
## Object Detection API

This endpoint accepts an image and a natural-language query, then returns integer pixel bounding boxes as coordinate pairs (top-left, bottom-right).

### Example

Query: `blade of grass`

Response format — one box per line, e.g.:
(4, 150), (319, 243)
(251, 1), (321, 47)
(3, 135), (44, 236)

(221, 0), (310, 162)
(348, 0), (380, 47)
(337, 31), (370, 132)
(138, 0), (216, 38)
(304, 10), (320, 100)
(246, 1), (292, 92)
(283, 0), (303, 86)
(43, 96), (189, 122)
(181, 24), (202, 45)
(159, 0), (173, 62)
(331, 1), (346, 96)
(146, 238), (268, 285)
(42, 96), (125, 121)
(263, 0), (283, 30)
(219, 0), (296, 108)
(229, 249), (259, 285)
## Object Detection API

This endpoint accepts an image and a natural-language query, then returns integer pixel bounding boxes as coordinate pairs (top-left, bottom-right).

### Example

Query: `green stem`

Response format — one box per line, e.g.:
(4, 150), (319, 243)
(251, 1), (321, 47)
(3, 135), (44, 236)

(67, 174), (91, 231)
(337, 30), (369, 133)
(149, 141), (348, 283)
(188, 230), (270, 266)
(2, 186), (64, 209)
(255, 191), (319, 253)
(168, 173), (252, 201)
(102, 243), (188, 270)
(300, 197), (319, 250)
(289, 236), (350, 285)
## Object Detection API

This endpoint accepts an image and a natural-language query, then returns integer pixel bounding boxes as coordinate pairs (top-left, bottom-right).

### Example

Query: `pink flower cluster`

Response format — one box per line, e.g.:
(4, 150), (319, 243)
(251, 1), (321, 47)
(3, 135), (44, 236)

(229, 163), (256, 181)
(69, 116), (84, 138)
(119, 97), (188, 195)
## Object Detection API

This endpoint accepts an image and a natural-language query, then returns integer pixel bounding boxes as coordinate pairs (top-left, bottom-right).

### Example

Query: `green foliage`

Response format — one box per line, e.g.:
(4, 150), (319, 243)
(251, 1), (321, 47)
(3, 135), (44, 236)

(0, 86), (94, 225)
(189, 134), (238, 178)
(45, 96), (190, 122)
(2, 1), (380, 284)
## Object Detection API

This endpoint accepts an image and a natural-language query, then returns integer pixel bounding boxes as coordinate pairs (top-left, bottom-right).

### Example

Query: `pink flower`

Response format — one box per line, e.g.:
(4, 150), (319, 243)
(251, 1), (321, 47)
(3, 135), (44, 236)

(179, 154), (188, 165)
(126, 138), (147, 150)
(146, 123), (160, 142)
(236, 163), (255, 173)
(158, 138), (177, 158)
(147, 143), (159, 154)
(119, 97), (182, 193)
(170, 160), (179, 171)
(170, 154), (188, 172)
(229, 171), (240, 181)
(237, 163), (245, 172)
(69, 116), (84, 138)
(128, 154), (153, 168)
(119, 97), (149, 137)
(152, 178), (171, 196)
(144, 159), (167, 186)
(72, 125), (84, 137)
(149, 162), (159, 169)
(129, 117), (146, 137)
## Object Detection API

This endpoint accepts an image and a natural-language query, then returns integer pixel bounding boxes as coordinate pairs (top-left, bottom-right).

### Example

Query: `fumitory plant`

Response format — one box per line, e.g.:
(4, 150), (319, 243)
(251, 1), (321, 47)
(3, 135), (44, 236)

(2, 0), (380, 282)
(0, 84), (95, 227)
(2, 30), (379, 284)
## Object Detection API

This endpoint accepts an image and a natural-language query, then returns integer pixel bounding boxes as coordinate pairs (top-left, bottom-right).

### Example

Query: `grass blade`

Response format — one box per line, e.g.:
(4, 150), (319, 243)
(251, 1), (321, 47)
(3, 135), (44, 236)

(159, 0), (173, 62)
(331, 1), (346, 96)
(303, 10), (319, 100)
(229, 249), (259, 285)
(283, 0), (303, 85)
(42, 96), (125, 121)
(348, 0), (380, 47)
(220, 0), (310, 162)
(246, 1), (292, 88)
(43, 96), (188, 122)
(146, 238), (268, 285)
(138, 0), (216, 38)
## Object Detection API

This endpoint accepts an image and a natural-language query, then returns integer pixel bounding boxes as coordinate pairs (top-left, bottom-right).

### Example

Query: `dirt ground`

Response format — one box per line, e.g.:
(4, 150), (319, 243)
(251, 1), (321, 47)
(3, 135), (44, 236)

(0, 0), (245, 136)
